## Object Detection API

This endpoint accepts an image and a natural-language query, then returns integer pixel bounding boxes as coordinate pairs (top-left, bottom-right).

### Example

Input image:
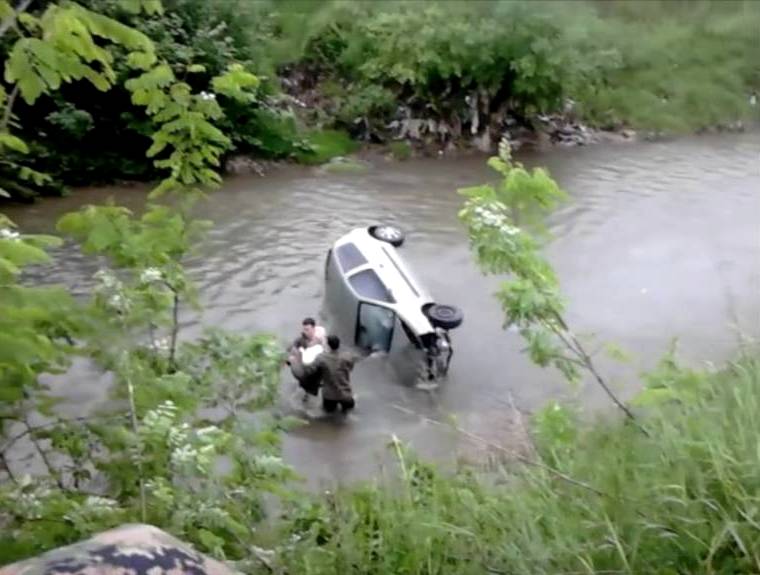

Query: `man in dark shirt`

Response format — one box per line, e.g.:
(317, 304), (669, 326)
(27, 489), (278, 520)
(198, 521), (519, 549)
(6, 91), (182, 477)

(304, 335), (357, 413)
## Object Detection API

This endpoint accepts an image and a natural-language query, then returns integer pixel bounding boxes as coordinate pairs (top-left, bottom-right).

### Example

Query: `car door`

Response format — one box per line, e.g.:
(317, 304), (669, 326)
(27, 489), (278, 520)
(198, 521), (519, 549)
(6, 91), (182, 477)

(355, 302), (395, 353)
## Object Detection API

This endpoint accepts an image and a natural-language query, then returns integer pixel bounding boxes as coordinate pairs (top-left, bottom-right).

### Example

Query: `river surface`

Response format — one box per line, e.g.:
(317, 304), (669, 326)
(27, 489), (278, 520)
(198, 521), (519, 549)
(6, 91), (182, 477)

(5, 132), (760, 488)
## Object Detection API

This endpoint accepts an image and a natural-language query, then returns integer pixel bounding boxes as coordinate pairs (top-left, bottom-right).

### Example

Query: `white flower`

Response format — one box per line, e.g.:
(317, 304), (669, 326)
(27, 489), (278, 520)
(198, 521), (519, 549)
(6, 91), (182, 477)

(140, 267), (162, 283)
(0, 228), (20, 241)
(152, 337), (170, 352)
(199, 91), (217, 101)
(254, 454), (287, 474)
(171, 444), (198, 468)
(85, 496), (117, 508)
(108, 293), (130, 312)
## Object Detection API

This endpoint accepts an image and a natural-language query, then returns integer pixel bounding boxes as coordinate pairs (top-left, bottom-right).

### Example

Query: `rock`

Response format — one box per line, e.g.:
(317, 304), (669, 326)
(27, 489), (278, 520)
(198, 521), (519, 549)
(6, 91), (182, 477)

(224, 155), (266, 176)
(621, 129), (637, 139)
(472, 129), (493, 152)
(0, 524), (239, 575)
(321, 156), (369, 174)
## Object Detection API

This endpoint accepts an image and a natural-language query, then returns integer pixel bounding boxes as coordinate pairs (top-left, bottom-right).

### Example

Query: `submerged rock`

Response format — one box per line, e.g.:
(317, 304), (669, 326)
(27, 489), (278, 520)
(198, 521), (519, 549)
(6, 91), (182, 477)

(224, 155), (267, 176)
(321, 156), (370, 174)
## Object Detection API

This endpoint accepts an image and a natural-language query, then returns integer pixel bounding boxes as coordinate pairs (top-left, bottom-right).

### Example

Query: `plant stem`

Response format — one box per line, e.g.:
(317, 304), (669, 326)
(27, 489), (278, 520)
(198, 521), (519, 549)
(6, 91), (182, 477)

(169, 288), (179, 369)
(125, 371), (147, 522)
(549, 313), (647, 435)
(1, 84), (20, 132)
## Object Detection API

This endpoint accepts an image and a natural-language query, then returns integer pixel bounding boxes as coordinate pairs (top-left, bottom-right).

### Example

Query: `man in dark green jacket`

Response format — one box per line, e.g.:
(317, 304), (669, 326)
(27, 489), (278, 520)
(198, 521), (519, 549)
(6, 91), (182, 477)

(305, 335), (357, 413)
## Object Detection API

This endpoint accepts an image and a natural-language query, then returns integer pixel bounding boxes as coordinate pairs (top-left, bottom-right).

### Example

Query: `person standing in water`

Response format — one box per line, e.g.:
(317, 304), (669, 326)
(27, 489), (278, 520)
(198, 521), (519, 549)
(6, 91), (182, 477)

(287, 317), (327, 398)
(289, 317), (327, 353)
(304, 335), (356, 413)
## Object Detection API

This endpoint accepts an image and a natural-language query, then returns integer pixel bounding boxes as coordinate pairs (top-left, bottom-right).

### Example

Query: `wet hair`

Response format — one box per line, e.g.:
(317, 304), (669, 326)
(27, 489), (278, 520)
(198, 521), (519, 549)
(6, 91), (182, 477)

(302, 317), (316, 327)
(327, 335), (340, 350)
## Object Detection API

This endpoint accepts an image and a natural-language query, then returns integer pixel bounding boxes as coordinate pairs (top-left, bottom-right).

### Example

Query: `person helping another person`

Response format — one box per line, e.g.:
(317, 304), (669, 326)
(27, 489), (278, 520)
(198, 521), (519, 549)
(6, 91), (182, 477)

(302, 335), (357, 413)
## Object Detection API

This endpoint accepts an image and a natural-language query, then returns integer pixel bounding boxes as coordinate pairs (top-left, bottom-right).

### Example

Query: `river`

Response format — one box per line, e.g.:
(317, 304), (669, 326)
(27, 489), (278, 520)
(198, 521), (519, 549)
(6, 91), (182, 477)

(5, 131), (759, 488)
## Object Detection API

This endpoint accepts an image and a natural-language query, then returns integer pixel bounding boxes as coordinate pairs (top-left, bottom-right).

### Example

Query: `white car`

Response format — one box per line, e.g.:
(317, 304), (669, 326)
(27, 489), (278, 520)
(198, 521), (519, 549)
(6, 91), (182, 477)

(323, 225), (463, 380)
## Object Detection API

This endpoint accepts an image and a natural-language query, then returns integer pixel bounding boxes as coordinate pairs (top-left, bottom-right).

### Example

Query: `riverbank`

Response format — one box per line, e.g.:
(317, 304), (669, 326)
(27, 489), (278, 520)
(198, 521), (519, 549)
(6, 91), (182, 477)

(2, 0), (757, 201)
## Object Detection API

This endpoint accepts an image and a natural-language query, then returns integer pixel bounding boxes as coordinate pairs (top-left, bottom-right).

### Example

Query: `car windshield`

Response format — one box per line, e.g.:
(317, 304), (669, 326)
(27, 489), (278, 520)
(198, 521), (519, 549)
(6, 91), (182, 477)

(349, 269), (395, 303)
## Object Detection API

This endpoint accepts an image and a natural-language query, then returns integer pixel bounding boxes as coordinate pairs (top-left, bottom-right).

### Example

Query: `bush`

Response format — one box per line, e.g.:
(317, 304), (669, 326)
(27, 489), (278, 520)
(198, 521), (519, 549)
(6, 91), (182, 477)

(296, 129), (359, 165)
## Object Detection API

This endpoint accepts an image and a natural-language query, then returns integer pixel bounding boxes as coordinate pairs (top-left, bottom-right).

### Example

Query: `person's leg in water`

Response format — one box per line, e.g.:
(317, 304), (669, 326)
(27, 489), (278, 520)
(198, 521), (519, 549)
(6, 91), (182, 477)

(289, 352), (319, 402)
(322, 397), (354, 414)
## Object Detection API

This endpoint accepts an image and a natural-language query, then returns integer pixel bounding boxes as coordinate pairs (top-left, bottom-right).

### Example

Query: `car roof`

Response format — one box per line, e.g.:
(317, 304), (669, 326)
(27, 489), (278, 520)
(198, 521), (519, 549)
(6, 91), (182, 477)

(333, 228), (435, 335)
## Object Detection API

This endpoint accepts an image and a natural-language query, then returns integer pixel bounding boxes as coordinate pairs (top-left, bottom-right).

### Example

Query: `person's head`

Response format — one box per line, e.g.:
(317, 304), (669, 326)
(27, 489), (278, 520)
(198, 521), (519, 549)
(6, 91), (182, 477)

(301, 317), (316, 338)
(327, 335), (340, 351)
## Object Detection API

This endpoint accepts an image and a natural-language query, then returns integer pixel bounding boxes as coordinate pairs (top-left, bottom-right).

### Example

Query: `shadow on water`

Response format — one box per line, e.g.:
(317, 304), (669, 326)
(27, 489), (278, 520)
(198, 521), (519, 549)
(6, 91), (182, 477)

(5, 131), (760, 488)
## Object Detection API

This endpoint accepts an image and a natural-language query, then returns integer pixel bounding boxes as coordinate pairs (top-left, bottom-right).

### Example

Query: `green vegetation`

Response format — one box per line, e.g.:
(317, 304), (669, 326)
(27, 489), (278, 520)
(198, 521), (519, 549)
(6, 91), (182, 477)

(1, 1), (759, 573)
(296, 129), (359, 165)
(2, 0), (758, 200)
(1, 1), (293, 566)
(388, 141), (412, 161)
(276, 352), (760, 574)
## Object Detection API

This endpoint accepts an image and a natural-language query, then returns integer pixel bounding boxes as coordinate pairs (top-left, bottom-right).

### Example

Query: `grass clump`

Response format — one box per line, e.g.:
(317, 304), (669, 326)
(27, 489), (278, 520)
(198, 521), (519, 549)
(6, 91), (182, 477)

(296, 130), (360, 165)
(275, 353), (760, 574)
(388, 141), (413, 161)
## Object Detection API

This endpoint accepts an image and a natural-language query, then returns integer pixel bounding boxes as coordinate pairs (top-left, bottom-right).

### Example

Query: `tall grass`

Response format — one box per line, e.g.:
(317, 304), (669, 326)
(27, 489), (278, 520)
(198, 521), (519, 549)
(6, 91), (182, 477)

(275, 355), (760, 574)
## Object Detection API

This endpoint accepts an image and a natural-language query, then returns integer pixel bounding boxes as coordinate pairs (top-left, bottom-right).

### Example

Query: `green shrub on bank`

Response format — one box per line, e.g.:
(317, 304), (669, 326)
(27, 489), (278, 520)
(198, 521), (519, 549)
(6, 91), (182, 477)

(296, 129), (359, 165)
(289, 0), (758, 135)
(277, 353), (760, 574)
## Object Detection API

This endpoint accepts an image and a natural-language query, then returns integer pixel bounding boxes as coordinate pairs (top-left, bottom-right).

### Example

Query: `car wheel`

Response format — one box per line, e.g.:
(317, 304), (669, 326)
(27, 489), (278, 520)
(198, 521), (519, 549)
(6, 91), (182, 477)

(425, 304), (464, 330)
(369, 225), (405, 247)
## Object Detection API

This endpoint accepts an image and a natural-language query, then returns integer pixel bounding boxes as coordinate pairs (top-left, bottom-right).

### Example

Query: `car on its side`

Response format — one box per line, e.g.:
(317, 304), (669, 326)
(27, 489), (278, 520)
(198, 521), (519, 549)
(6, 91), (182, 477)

(323, 225), (463, 381)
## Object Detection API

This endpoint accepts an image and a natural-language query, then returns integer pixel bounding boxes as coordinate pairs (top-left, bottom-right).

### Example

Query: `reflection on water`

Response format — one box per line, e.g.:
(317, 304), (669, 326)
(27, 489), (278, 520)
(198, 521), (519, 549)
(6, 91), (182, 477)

(6, 132), (760, 488)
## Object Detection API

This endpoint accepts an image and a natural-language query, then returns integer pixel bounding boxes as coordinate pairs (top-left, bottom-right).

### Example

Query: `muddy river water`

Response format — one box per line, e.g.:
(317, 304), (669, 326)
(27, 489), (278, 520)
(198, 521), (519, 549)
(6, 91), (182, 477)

(5, 131), (759, 488)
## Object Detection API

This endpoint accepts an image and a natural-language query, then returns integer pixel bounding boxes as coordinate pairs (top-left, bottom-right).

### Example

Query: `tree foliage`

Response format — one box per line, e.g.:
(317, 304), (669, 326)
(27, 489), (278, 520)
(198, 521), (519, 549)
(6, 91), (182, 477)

(459, 138), (641, 426)
(0, 1), (293, 566)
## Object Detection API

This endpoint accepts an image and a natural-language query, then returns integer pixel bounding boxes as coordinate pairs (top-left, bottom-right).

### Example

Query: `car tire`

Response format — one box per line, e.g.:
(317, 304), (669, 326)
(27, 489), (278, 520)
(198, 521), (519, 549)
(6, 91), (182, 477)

(369, 225), (405, 247)
(425, 304), (464, 330)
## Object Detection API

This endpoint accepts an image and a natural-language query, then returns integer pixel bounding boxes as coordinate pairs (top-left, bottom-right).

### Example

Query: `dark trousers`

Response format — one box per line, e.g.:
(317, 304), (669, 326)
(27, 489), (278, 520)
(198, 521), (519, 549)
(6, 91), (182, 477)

(322, 397), (355, 413)
(298, 373), (321, 396)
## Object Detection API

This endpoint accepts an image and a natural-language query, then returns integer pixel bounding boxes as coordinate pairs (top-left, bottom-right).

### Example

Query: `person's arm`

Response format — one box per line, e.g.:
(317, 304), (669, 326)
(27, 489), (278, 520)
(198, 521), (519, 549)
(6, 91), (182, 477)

(315, 325), (327, 346)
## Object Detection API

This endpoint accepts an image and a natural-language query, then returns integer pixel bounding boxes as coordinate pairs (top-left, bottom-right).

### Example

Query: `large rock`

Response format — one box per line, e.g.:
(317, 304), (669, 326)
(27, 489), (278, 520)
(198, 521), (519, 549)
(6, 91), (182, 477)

(0, 524), (235, 575)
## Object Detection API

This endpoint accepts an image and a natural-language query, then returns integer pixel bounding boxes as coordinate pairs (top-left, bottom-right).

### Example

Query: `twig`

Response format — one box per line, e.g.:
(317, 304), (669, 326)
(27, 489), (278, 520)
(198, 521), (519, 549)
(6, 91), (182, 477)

(0, 415), (98, 452)
(0, 0), (33, 40)
(568, 331), (648, 436)
(549, 314), (648, 436)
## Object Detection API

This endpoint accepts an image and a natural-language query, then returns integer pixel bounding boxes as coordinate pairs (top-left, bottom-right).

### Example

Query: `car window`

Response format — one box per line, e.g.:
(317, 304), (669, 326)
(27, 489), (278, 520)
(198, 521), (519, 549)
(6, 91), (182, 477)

(349, 269), (395, 303)
(336, 243), (367, 272)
